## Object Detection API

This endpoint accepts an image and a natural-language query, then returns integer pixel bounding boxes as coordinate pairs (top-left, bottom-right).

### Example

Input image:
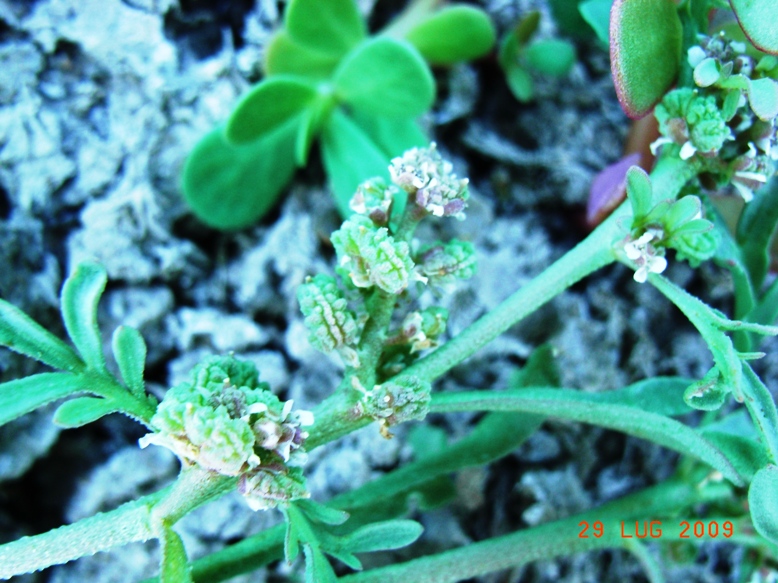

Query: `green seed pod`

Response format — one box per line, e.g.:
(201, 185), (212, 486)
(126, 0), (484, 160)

(358, 376), (431, 437)
(418, 239), (476, 287)
(238, 466), (310, 511)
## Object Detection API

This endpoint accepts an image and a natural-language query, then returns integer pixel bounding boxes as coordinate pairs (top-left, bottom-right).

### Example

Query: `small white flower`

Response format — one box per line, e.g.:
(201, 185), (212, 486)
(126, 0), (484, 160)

(623, 231), (667, 283)
(687, 46), (707, 67)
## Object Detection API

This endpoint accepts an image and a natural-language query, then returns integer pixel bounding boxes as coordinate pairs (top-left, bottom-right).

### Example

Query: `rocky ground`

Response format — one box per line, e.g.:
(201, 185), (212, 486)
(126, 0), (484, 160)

(1, 0), (775, 581)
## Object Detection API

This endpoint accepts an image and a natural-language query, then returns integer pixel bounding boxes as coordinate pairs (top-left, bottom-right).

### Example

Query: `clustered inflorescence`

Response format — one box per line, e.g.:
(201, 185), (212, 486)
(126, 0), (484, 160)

(652, 32), (778, 202)
(140, 356), (314, 510)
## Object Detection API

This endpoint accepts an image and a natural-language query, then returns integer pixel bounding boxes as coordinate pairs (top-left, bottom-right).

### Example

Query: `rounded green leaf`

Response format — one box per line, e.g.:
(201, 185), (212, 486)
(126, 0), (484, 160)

(404, 6), (496, 65)
(263, 31), (340, 80)
(333, 37), (435, 118)
(730, 0), (778, 55)
(749, 465), (778, 544)
(226, 76), (317, 145)
(285, 0), (366, 58)
(625, 165), (653, 221)
(182, 122), (297, 230)
(54, 397), (119, 428)
(505, 64), (534, 102)
(525, 39), (576, 77)
(321, 108), (390, 216)
(746, 77), (778, 121)
(610, 0), (683, 118)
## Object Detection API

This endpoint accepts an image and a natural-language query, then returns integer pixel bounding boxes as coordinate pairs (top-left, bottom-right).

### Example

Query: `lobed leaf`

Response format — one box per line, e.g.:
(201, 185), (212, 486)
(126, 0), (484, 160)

(225, 76), (317, 145)
(0, 373), (87, 427)
(321, 108), (391, 217)
(610, 0), (683, 118)
(285, 0), (366, 58)
(54, 396), (119, 428)
(263, 31), (340, 80)
(729, 0), (778, 55)
(61, 262), (108, 372)
(333, 37), (435, 118)
(182, 122), (297, 230)
(404, 6), (496, 65)
(112, 325), (147, 399)
(0, 299), (84, 373)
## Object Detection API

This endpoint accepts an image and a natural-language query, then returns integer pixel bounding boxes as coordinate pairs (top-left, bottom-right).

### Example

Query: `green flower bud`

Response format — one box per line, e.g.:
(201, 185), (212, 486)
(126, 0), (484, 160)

(331, 215), (414, 294)
(672, 228), (720, 268)
(238, 466), (309, 511)
(401, 307), (448, 353)
(686, 95), (731, 154)
(418, 239), (476, 287)
(298, 275), (360, 361)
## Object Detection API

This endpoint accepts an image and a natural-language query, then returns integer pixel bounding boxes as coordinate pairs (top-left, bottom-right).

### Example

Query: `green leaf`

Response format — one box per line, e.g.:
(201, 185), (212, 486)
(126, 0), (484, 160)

(746, 77), (778, 121)
(112, 326), (146, 399)
(333, 37), (435, 118)
(0, 299), (84, 373)
(510, 343), (562, 388)
(285, 0), (366, 58)
(749, 465), (778, 544)
(61, 262), (107, 372)
(408, 424), (448, 460)
(729, 0), (778, 55)
(181, 121), (297, 230)
(525, 39), (576, 77)
(0, 373), (86, 426)
(593, 377), (692, 417)
(683, 369), (727, 411)
(693, 57), (721, 87)
(625, 165), (653, 221)
(709, 202), (755, 322)
(349, 111), (428, 159)
(505, 64), (534, 102)
(263, 30), (340, 80)
(295, 94), (336, 166)
(304, 545), (337, 583)
(321, 108), (391, 216)
(548, 0), (590, 40)
(701, 432), (767, 482)
(339, 520), (423, 554)
(404, 6), (496, 65)
(296, 499), (350, 526)
(225, 76), (317, 145)
(161, 524), (193, 583)
(579, 0), (612, 45)
(53, 396), (119, 428)
(514, 11), (541, 45)
(737, 175), (778, 292)
(431, 389), (744, 485)
(610, 0), (683, 118)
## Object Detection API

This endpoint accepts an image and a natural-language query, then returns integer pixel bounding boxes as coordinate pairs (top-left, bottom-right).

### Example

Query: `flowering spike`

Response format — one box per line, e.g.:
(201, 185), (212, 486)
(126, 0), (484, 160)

(297, 275), (360, 363)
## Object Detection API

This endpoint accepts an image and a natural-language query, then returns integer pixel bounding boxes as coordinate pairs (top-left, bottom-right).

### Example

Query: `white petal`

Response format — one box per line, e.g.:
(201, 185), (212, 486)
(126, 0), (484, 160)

(649, 255), (668, 274)
(296, 410), (315, 426)
(679, 142), (697, 160)
(633, 267), (649, 283)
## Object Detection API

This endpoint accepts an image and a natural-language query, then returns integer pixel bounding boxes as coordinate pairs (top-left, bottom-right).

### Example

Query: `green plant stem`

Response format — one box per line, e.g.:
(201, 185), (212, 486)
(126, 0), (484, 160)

(393, 154), (698, 385)
(86, 371), (157, 427)
(339, 479), (732, 583)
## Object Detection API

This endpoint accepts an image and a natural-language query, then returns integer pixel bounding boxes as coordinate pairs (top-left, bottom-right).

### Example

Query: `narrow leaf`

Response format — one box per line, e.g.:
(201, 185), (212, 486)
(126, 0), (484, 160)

(182, 122), (297, 230)
(340, 520), (423, 554)
(0, 299), (84, 373)
(431, 389), (743, 485)
(729, 0), (778, 55)
(304, 545), (337, 583)
(296, 499), (350, 526)
(61, 262), (108, 372)
(112, 326), (147, 398)
(610, 0), (683, 118)
(0, 373), (87, 426)
(625, 165), (653, 221)
(404, 6), (496, 65)
(263, 30), (340, 79)
(285, 0), (366, 58)
(334, 37), (435, 118)
(54, 396), (119, 428)
(225, 76), (317, 145)
(161, 524), (193, 583)
(504, 64), (534, 103)
(321, 108), (390, 217)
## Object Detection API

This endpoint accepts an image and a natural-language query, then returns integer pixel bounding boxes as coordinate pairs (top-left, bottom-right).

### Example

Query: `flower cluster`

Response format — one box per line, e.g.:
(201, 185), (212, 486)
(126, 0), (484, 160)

(417, 239), (477, 289)
(139, 356), (314, 510)
(353, 375), (431, 438)
(623, 229), (667, 283)
(389, 143), (469, 219)
(652, 32), (778, 202)
(349, 177), (396, 226)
